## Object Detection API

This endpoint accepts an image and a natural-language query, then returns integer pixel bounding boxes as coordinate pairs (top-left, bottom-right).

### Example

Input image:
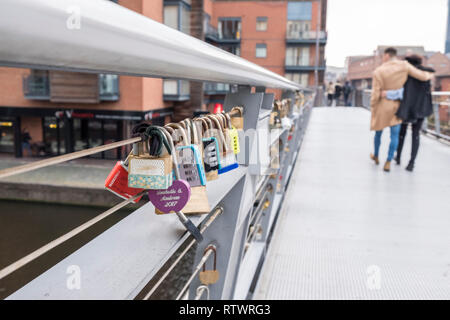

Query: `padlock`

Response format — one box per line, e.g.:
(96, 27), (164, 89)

(230, 106), (244, 130)
(224, 113), (240, 154)
(177, 119), (211, 215)
(104, 153), (144, 203)
(128, 126), (173, 190)
(148, 126), (203, 242)
(167, 123), (206, 187)
(199, 245), (220, 285)
(198, 117), (220, 181)
(207, 114), (238, 174)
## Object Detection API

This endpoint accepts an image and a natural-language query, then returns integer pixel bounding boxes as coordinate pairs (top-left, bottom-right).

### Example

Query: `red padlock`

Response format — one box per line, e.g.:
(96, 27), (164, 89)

(105, 161), (144, 203)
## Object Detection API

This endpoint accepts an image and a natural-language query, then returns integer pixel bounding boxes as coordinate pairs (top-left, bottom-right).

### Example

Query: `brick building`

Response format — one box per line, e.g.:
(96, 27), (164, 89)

(346, 46), (428, 89)
(0, 0), (327, 158)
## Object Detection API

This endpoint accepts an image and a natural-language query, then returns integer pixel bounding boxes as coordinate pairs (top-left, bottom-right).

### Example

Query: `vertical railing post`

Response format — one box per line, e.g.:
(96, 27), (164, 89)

(188, 87), (265, 300)
(433, 103), (441, 135)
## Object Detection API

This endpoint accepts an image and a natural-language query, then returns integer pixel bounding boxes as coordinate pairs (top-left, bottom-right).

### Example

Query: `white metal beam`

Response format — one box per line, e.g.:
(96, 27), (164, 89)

(0, 0), (301, 90)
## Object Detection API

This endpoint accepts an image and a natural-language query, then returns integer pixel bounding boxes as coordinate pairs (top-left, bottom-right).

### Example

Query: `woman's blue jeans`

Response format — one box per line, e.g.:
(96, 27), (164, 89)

(374, 124), (401, 161)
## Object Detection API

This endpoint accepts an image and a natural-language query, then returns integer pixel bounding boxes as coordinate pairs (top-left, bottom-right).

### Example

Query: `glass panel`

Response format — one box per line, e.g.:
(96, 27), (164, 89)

(285, 73), (309, 87)
(256, 17), (267, 31)
(181, 4), (190, 34)
(218, 19), (241, 39)
(285, 47), (309, 66)
(43, 117), (65, 155)
(256, 44), (267, 58)
(164, 80), (178, 95)
(103, 120), (119, 159)
(287, 2), (312, 21)
(88, 120), (102, 159)
(164, 5), (178, 30)
(287, 21), (312, 39)
(73, 119), (89, 152)
(99, 74), (118, 97)
(0, 120), (15, 153)
(180, 80), (190, 96)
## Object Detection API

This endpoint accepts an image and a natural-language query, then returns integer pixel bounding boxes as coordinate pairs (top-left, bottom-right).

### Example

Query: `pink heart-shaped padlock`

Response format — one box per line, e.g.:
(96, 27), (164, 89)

(148, 180), (191, 213)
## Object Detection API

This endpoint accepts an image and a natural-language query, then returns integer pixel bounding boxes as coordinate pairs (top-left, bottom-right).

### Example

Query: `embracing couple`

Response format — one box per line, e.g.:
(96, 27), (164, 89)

(369, 47), (434, 172)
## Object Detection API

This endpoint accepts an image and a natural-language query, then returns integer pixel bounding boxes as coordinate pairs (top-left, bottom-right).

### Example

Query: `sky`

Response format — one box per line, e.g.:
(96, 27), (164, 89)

(326, 0), (448, 67)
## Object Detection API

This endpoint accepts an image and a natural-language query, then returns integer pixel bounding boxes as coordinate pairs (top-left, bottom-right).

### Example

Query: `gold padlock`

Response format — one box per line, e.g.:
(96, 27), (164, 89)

(199, 245), (220, 285)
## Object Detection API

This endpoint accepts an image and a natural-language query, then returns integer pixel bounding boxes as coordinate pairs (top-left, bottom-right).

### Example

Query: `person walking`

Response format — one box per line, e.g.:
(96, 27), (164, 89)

(370, 47), (433, 172)
(334, 81), (342, 106)
(393, 55), (435, 172)
(326, 82), (335, 106)
(343, 81), (352, 106)
(21, 128), (32, 157)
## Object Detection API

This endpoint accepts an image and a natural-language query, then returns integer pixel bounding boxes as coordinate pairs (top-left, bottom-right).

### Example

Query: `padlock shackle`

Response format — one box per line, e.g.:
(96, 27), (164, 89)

(166, 123), (189, 147)
(223, 113), (233, 130)
(145, 126), (172, 157)
(229, 106), (243, 118)
(202, 245), (217, 272)
(158, 126), (180, 179)
(206, 115), (230, 152)
(180, 119), (192, 146)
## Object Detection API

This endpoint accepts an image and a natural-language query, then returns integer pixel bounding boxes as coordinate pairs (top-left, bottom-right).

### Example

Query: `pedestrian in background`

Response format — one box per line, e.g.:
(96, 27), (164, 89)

(370, 47), (433, 172)
(326, 82), (335, 106)
(343, 81), (352, 106)
(334, 81), (342, 106)
(21, 128), (32, 157)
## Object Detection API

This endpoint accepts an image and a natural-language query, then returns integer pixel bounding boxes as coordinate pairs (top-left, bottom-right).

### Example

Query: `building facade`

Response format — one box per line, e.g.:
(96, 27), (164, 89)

(347, 46), (428, 89)
(0, 0), (327, 158)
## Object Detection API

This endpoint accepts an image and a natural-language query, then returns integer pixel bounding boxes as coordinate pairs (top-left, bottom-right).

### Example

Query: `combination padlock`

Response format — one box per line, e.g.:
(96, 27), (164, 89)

(167, 122), (206, 187)
(104, 153), (144, 203)
(199, 117), (220, 181)
(224, 113), (240, 155)
(128, 127), (173, 190)
(207, 114), (238, 175)
(148, 126), (204, 242)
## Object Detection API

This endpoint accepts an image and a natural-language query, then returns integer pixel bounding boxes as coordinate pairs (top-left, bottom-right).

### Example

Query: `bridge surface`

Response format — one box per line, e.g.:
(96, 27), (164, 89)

(255, 107), (450, 299)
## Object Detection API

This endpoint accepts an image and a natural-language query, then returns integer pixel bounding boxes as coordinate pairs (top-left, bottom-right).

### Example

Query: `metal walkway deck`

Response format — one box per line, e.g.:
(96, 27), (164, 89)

(255, 107), (450, 300)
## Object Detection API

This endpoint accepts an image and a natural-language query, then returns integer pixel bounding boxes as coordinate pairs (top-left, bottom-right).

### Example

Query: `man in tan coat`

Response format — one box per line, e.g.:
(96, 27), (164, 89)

(370, 47), (433, 172)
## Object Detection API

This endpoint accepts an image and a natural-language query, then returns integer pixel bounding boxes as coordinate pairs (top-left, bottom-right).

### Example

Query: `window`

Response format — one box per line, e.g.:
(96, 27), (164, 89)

(163, 79), (190, 100)
(163, 80), (178, 95)
(164, 2), (191, 34)
(285, 47), (310, 66)
(256, 44), (267, 58)
(286, 20), (312, 39)
(285, 73), (309, 87)
(256, 17), (267, 31)
(287, 2), (312, 21)
(220, 44), (240, 56)
(218, 18), (241, 40)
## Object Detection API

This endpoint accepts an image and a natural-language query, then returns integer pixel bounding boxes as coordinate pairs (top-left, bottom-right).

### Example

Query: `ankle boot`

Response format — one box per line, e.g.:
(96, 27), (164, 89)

(370, 154), (379, 165)
(395, 155), (401, 165)
(383, 161), (391, 172)
(406, 161), (414, 172)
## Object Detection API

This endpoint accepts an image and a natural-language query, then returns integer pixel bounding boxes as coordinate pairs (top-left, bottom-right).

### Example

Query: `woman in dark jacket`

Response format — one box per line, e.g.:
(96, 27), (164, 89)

(395, 55), (435, 171)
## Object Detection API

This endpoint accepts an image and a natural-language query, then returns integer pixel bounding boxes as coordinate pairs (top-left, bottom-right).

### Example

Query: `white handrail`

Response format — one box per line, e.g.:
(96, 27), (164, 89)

(0, 0), (301, 91)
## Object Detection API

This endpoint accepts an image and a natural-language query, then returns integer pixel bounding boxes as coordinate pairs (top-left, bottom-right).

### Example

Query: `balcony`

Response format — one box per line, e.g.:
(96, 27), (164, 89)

(204, 82), (230, 95)
(285, 65), (326, 72)
(23, 74), (50, 100)
(286, 30), (327, 45)
(206, 19), (241, 44)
